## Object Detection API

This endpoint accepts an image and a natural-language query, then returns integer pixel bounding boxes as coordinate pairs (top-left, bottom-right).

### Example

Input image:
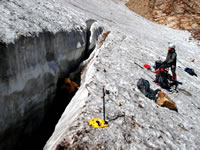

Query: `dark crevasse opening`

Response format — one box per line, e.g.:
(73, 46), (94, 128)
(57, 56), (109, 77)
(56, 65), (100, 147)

(0, 19), (103, 150)
(13, 20), (101, 150)
(19, 74), (79, 150)
(16, 58), (83, 150)
(14, 57), (80, 150)
(0, 31), (84, 150)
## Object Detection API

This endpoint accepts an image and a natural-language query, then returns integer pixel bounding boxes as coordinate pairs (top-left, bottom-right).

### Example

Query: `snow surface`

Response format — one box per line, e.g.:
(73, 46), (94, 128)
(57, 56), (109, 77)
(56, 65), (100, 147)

(2, 0), (199, 149)
(0, 0), (87, 43)
(44, 0), (200, 149)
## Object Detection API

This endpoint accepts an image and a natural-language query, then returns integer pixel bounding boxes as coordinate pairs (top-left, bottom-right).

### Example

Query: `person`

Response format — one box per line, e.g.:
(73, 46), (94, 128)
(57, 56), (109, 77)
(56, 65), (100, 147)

(162, 43), (177, 84)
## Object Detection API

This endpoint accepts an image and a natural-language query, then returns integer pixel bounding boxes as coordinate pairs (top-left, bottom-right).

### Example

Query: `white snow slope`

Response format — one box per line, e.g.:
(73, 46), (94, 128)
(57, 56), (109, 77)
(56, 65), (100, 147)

(13, 0), (198, 149)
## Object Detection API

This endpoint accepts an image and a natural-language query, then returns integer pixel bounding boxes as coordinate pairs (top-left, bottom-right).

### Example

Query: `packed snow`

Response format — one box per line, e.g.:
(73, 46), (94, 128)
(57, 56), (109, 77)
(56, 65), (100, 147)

(1, 0), (199, 149)
(43, 0), (200, 149)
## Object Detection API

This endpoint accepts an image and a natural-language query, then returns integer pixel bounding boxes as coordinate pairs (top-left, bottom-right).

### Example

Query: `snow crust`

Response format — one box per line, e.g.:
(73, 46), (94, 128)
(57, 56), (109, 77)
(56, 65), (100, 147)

(0, 0), (87, 43)
(44, 0), (200, 149)
(2, 0), (199, 149)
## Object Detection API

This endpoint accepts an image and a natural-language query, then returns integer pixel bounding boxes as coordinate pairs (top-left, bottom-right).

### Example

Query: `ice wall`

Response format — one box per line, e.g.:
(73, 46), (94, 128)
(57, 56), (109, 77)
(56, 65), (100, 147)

(0, 19), (103, 150)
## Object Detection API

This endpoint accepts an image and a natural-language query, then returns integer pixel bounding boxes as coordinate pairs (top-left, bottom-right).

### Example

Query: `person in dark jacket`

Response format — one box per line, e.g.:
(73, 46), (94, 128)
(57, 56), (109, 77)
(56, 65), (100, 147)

(162, 43), (177, 83)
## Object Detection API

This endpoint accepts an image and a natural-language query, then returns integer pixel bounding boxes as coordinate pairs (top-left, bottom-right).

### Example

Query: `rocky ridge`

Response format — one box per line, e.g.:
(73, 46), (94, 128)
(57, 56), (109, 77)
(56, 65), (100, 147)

(126, 0), (200, 40)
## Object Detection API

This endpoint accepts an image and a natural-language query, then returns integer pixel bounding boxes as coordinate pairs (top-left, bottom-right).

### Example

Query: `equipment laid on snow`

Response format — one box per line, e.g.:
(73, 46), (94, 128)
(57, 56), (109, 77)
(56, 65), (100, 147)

(156, 91), (178, 112)
(102, 87), (107, 124)
(137, 79), (177, 111)
(154, 59), (179, 90)
(184, 67), (198, 77)
(154, 60), (163, 70)
(89, 87), (109, 128)
(155, 67), (171, 89)
(89, 118), (109, 128)
(144, 64), (151, 69)
(137, 78), (160, 101)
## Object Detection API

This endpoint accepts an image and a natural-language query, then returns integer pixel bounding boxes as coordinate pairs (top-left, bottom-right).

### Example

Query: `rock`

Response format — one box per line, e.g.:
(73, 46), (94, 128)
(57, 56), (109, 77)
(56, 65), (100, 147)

(125, 0), (200, 36)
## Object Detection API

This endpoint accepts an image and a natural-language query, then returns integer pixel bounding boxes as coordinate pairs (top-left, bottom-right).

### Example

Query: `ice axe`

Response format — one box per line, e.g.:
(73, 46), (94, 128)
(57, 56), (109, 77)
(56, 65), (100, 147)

(102, 86), (107, 124)
(88, 86), (108, 128)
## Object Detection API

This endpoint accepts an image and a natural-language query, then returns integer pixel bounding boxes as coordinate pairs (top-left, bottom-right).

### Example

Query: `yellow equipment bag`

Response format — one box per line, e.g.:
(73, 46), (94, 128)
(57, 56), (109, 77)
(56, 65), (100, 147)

(89, 118), (109, 128)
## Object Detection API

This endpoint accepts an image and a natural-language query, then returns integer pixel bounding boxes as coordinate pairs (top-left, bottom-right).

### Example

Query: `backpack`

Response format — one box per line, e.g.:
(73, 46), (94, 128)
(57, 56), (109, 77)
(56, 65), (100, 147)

(155, 60), (163, 70)
(137, 78), (160, 101)
(155, 69), (170, 89)
(184, 67), (197, 77)
(156, 91), (178, 112)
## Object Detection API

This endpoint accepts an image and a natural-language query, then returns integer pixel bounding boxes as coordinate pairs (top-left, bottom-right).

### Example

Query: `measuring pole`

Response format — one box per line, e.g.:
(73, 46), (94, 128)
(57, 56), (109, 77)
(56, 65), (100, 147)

(102, 87), (106, 123)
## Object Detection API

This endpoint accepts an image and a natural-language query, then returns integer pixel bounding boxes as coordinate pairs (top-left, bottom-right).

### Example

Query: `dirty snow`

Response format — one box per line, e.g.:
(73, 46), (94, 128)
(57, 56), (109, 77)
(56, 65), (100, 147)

(43, 0), (200, 149)
(2, 0), (199, 149)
